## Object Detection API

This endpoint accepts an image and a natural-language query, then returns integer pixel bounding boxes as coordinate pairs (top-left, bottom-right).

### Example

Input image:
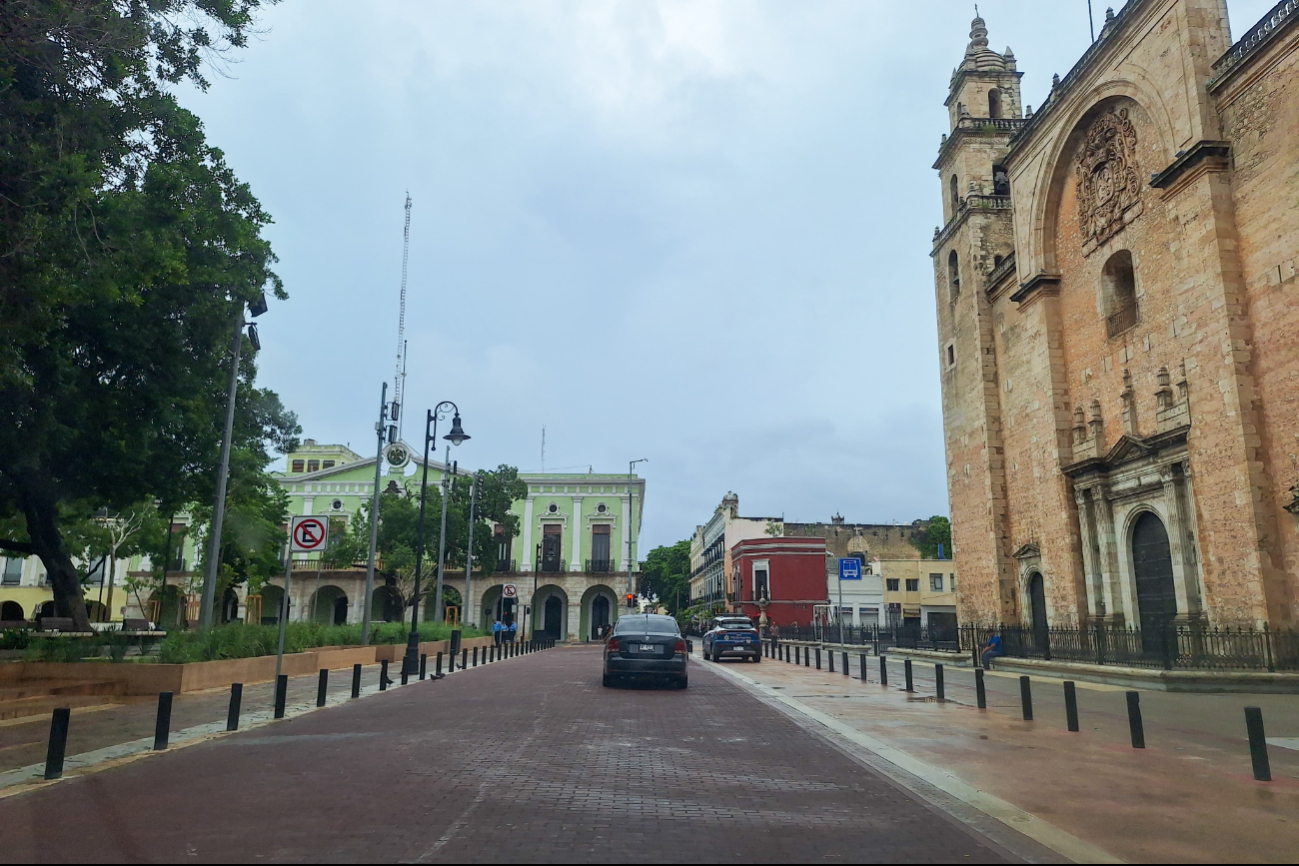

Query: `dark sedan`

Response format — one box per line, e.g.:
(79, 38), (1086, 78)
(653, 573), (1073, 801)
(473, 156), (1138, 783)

(602, 614), (688, 689)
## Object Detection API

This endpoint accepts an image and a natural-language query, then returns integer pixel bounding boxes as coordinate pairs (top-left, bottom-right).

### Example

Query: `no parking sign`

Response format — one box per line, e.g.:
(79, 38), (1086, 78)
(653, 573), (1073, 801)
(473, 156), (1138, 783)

(290, 515), (329, 553)
(503, 584), (518, 599)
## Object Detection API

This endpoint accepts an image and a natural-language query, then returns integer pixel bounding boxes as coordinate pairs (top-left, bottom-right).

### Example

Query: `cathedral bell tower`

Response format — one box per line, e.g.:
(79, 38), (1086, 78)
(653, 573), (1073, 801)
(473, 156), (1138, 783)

(931, 16), (1024, 623)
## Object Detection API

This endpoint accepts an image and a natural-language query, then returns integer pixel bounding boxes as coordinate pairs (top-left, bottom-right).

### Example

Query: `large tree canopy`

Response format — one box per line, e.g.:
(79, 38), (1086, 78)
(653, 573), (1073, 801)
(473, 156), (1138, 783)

(0, 0), (286, 628)
(641, 539), (691, 614)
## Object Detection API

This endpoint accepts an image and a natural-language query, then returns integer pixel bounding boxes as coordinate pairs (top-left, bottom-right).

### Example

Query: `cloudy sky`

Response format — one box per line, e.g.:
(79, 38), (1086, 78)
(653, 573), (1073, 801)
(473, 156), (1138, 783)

(180, 0), (1276, 550)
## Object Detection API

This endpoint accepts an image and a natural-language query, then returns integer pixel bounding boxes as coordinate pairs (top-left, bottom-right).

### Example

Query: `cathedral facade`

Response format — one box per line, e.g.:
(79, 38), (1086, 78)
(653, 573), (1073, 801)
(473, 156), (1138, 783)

(932, 0), (1298, 631)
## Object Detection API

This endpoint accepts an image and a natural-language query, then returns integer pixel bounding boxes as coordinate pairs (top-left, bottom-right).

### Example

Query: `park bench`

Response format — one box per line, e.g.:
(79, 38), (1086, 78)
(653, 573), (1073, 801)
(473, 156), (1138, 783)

(38, 617), (90, 633)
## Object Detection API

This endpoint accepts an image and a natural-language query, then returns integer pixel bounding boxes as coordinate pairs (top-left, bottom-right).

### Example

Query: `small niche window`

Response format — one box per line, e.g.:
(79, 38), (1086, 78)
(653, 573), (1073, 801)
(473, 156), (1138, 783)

(291, 460), (305, 473)
(596, 503), (607, 514)
(949, 175), (960, 214)
(992, 164), (1010, 196)
(307, 460), (320, 473)
(548, 503), (558, 514)
(948, 250), (961, 303)
(886, 579), (900, 592)
(754, 568), (769, 600)
(905, 578), (920, 592)
(988, 88), (1002, 119)
(322, 460), (335, 469)
(331, 499), (344, 511)
(946, 344), (956, 367)
(1102, 250), (1139, 337)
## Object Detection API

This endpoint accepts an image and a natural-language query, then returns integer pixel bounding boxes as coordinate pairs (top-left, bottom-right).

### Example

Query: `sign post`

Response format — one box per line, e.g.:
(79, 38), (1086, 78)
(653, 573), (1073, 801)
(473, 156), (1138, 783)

(277, 516), (329, 681)
(837, 558), (862, 644)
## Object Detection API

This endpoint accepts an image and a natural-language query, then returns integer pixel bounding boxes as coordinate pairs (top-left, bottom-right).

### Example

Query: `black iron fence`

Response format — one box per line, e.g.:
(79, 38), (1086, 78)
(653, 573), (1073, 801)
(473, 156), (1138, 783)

(775, 624), (959, 652)
(960, 623), (1299, 672)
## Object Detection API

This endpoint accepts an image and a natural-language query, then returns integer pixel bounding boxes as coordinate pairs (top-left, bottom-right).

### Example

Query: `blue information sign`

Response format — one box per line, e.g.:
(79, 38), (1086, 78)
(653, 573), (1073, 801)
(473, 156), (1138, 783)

(838, 558), (862, 581)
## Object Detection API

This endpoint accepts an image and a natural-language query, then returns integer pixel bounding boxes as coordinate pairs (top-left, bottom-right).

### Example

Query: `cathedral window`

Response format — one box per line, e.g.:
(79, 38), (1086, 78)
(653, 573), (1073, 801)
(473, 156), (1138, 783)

(950, 175), (960, 215)
(948, 250), (961, 303)
(988, 89), (1002, 119)
(1102, 250), (1139, 337)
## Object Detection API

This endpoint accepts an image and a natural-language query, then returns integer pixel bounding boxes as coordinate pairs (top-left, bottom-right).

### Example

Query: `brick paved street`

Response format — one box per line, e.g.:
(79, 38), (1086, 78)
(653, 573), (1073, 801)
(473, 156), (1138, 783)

(0, 646), (1026, 864)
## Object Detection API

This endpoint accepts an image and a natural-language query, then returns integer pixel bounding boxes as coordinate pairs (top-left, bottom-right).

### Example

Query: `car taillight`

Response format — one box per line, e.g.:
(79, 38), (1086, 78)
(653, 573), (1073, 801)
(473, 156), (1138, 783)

(607, 638), (620, 652)
(674, 639), (687, 654)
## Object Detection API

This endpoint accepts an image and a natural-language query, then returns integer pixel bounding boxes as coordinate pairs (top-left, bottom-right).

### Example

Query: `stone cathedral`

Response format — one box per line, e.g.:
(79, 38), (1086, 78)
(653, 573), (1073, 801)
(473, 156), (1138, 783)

(931, 1), (1298, 632)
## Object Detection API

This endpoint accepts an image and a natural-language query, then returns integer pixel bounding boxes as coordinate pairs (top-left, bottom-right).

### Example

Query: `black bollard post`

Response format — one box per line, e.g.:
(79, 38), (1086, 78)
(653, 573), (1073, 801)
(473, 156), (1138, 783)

(1245, 707), (1271, 782)
(380, 660), (390, 691)
(815, 648), (822, 670)
(473, 646), (479, 667)
(45, 707), (70, 780)
(842, 651), (849, 676)
(435, 652), (444, 677)
(785, 645), (790, 663)
(420, 654), (428, 680)
(154, 691), (173, 750)
(401, 666), (409, 686)
(975, 668), (987, 709)
(317, 669), (328, 707)
(351, 664), (362, 698)
(935, 664), (945, 701)
(227, 683), (243, 731)
(804, 647), (811, 668)
(879, 655), (888, 685)
(1019, 676), (1033, 721)
(828, 651), (835, 673)
(461, 649), (468, 671)
(859, 653), (868, 682)
(274, 675), (288, 719)
(1125, 691), (1145, 748)
(1064, 682), (1079, 732)
(904, 659), (914, 692)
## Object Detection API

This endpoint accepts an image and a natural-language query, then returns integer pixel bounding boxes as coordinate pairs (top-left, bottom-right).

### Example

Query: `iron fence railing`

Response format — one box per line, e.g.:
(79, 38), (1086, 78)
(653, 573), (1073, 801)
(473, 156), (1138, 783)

(495, 559), (517, 573)
(771, 624), (959, 652)
(959, 623), (1299, 672)
(539, 558), (567, 574)
(585, 559), (615, 573)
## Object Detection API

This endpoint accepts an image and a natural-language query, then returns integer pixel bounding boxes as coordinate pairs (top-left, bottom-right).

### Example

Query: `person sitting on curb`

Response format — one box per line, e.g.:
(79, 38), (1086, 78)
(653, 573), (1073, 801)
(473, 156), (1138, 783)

(981, 630), (1003, 670)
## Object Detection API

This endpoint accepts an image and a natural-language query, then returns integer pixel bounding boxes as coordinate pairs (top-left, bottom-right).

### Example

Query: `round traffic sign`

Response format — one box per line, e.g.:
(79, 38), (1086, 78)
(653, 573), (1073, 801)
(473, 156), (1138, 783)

(291, 516), (329, 552)
(503, 583), (518, 599)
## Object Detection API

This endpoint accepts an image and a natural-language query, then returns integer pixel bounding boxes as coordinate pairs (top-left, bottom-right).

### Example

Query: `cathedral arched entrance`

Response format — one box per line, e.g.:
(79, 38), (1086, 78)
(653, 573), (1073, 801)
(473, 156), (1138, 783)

(1131, 511), (1177, 649)
(1027, 572), (1048, 651)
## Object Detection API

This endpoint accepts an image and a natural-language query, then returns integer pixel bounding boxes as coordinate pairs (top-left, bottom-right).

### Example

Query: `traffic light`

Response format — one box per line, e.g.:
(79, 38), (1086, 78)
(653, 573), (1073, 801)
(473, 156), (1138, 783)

(626, 594), (636, 609)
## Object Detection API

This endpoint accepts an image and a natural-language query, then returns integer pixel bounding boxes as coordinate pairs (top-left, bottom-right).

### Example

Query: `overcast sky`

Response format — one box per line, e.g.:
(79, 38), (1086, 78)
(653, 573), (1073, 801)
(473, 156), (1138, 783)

(180, 0), (1276, 550)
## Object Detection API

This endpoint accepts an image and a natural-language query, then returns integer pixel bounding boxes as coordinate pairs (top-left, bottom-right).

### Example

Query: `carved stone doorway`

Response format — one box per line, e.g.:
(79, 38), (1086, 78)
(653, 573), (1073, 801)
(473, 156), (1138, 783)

(1027, 572), (1048, 651)
(1132, 512), (1177, 648)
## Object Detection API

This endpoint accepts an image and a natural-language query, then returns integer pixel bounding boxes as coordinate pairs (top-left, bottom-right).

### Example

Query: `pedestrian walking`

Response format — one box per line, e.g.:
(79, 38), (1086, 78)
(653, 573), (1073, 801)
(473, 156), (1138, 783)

(980, 629), (1003, 670)
(508, 619), (518, 643)
(493, 619), (503, 647)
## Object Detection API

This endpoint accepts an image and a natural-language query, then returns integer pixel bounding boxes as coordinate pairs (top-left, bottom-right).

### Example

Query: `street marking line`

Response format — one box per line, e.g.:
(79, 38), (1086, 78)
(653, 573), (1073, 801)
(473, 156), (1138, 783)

(704, 658), (1123, 865)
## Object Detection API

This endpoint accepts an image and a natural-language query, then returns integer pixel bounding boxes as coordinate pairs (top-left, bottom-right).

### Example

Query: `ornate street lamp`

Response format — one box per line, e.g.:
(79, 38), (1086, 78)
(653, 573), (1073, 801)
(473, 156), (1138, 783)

(402, 402), (469, 679)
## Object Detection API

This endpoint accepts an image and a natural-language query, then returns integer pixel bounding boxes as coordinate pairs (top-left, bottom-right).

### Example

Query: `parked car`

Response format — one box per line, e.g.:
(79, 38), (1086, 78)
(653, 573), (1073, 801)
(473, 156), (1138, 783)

(702, 617), (761, 662)
(602, 614), (688, 689)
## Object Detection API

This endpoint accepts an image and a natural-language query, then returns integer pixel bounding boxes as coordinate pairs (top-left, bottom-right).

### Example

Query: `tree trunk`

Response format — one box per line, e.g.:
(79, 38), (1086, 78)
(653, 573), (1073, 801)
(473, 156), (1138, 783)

(17, 472), (91, 631)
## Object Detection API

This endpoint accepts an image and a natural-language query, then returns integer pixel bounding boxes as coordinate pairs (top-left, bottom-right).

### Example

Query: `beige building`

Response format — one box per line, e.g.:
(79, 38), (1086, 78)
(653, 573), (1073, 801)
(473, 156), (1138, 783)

(877, 559), (959, 633)
(932, 2), (1299, 632)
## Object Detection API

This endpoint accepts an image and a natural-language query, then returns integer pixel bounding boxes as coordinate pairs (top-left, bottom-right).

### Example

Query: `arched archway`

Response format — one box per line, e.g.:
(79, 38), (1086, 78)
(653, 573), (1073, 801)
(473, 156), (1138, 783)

(1131, 511), (1177, 645)
(38, 601), (55, 621)
(84, 600), (108, 623)
(580, 584), (617, 640)
(260, 585), (285, 625)
(0, 600), (23, 621)
(532, 584), (568, 641)
(372, 586), (403, 623)
(309, 585), (349, 625)
(1026, 572), (1048, 650)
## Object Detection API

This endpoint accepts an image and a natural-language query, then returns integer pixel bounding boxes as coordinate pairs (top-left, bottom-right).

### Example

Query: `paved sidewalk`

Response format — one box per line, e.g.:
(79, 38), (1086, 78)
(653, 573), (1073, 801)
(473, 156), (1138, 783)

(0, 646), (1038, 864)
(705, 649), (1299, 863)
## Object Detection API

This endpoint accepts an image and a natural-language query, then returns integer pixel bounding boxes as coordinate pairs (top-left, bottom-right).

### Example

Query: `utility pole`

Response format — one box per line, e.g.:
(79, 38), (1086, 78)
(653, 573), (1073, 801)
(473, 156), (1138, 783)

(627, 459), (647, 601)
(433, 446), (456, 624)
(361, 381), (388, 645)
(463, 475), (479, 627)
(199, 309), (244, 629)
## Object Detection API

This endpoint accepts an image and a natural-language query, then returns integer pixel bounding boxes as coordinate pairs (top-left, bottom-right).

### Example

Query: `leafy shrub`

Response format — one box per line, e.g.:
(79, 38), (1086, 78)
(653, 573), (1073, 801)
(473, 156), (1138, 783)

(25, 637), (101, 663)
(0, 628), (32, 651)
(154, 621), (483, 664)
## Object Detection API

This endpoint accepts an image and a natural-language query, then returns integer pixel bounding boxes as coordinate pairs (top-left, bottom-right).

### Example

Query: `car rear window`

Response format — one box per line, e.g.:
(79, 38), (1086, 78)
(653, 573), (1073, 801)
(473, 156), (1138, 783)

(615, 616), (679, 635)
(720, 621), (754, 630)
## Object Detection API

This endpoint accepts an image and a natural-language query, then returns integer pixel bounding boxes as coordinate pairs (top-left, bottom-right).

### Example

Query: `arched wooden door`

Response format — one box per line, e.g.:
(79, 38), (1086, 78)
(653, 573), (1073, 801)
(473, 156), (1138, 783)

(544, 595), (563, 638)
(1132, 512), (1177, 649)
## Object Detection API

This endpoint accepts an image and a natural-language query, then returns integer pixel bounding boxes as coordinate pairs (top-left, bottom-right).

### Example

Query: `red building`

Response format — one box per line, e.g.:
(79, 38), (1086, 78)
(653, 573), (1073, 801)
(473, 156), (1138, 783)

(730, 537), (829, 629)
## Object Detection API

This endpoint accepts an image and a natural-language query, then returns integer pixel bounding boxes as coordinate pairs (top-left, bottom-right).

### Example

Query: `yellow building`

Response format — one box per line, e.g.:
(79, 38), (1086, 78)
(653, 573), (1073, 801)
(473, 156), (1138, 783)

(877, 559), (958, 633)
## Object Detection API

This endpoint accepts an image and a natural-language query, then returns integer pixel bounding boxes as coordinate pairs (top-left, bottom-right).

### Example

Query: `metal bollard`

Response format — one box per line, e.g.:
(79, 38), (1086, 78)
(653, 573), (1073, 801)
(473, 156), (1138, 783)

(317, 669), (328, 707)
(1019, 676), (1033, 721)
(975, 668), (987, 709)
(1064, 681), (1079, 732)
(785, 645), (791, 663)
(904, 659), (914, 692)
(380, 660), (390, 691)
(45, 707), (71, 780)
(859, 653), (868, 682)
(935, 664), (945, 701)
(879, 655), (888, 686)
(461, 649), (468, 671)
(828, 651), (835, 673)
(401, 666), (409, 686)
(815, 648), (822, 670)
(473, 646), (480, 667)
(804, 647), (811, 668)
(842, 652), (850, 676)
(435, 652), (444, 677)
(1126, 691), (1145, 748)
(274, 675), (288, 719)
(227, 683), (243, 731)
(153, 691), (173, 750)
(351, 664), (362, 698)
(1244, 707), (1272, 782)
(420, 653), (428, 680)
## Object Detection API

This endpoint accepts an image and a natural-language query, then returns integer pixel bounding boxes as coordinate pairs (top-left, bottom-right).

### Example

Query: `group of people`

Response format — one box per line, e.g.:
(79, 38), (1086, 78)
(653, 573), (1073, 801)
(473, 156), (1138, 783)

(491, 619), (518, 645)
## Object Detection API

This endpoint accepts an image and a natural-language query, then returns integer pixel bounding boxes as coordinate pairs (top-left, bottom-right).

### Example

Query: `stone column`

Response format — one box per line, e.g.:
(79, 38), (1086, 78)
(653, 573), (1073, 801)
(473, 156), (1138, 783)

(521, 496), (534, 571)
(1160, 464), (1201, 618)
(570, 497), (583, 571)
(1074, 486), (1104, 621)
(1092, 486), (1127, 625)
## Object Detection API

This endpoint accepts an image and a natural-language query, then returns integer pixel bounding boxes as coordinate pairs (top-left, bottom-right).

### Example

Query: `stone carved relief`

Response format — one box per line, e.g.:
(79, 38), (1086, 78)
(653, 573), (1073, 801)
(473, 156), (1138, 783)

(1075, 107), (1142, 253)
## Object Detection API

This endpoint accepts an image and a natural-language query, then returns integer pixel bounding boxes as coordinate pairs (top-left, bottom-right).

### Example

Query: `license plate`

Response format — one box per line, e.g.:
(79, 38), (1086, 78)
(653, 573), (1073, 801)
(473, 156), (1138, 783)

(639, 644), (657, 653)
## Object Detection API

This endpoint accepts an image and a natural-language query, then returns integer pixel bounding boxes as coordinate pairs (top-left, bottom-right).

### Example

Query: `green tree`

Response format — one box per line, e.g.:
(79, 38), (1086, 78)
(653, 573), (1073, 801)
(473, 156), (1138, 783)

(912, 516), (952, 560)
(0, 0), (285, 629)
(641, 540), (692, 614)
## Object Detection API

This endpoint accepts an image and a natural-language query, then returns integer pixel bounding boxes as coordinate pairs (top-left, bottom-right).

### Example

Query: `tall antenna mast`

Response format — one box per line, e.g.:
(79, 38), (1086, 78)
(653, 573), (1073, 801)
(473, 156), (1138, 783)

(394, 193), (412, 431)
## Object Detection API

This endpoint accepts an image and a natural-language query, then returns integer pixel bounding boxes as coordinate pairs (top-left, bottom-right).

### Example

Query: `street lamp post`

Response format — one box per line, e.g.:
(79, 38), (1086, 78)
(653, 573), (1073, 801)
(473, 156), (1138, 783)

(199, 293), (268, 630)
(403, 403), (468, 678)
(463, 476), (479, 628)
(361, 382), (389, 646)
(626, 459), (647, 601)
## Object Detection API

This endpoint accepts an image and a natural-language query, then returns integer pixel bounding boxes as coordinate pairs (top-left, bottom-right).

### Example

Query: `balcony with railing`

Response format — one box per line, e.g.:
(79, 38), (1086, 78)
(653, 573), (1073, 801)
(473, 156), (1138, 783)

(495, 558), (517, 573)
(585, 559), (616, 573)
(1106, 303), (1139, 338)
(539, 558), (568, 574)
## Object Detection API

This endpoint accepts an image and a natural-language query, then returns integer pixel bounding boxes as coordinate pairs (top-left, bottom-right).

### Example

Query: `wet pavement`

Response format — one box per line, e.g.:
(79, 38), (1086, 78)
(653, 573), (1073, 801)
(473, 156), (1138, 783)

(0, 646), (1024, 864)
